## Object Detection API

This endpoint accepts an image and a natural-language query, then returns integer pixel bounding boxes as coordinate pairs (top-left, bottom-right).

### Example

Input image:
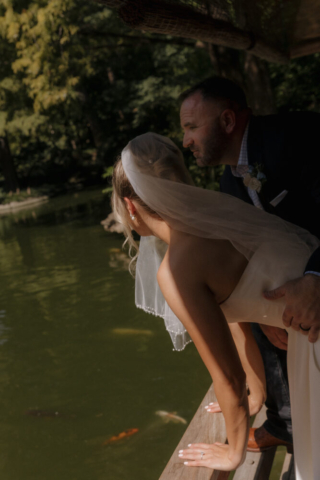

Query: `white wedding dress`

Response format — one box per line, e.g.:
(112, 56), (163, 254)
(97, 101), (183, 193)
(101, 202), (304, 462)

(220, 243), (320, 480)
(120, 132), (320, 480)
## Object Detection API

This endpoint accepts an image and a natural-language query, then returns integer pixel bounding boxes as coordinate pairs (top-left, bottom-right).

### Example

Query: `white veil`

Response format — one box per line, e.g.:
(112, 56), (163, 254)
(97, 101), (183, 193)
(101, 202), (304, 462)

(121, 133), (319, 350)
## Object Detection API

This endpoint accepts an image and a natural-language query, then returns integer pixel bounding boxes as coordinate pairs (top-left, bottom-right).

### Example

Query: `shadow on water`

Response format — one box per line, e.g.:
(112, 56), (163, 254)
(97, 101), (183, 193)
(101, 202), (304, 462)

(0, 188), (211, 480)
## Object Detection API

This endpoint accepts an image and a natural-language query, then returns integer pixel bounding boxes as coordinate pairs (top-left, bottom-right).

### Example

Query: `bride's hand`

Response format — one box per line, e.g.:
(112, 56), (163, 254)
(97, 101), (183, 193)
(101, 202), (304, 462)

(205, 395), (262, 417)
(178, 442), (242, 471)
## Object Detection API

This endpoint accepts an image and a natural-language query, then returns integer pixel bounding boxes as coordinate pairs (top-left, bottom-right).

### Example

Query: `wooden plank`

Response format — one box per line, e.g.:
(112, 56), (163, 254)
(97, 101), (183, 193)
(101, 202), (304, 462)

(159, 390), (291, 480)
(291, 37), (320, 58)
(233, 407), (276, 480)
(159, 383), (229, 480)
(280, 453), (295, 480)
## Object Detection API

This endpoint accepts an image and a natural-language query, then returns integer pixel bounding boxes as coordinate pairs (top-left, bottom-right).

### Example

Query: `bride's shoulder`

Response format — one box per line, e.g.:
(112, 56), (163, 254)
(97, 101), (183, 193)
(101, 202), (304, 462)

(157, 232), (248, 302)
(158, 232), (230, 282)
(171, 231), (231, 259)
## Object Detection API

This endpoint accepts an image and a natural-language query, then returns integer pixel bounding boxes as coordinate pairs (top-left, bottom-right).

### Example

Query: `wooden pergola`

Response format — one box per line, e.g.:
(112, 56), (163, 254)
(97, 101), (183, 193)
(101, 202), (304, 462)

(98, 0), (320, 64)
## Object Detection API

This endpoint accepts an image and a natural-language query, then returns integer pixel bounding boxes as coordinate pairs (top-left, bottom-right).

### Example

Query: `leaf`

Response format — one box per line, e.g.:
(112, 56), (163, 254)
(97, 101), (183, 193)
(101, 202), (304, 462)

(0, 111), (8, 135)
(103, 166), (114, 178)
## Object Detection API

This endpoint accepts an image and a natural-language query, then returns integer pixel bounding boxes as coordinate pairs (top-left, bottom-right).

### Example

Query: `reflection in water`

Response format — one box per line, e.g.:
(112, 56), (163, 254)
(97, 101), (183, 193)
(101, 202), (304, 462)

(108, 248), (131, 271)
(0, 189), (211, 480)
(25, 409), (76, 419)
(112, 328), (154, 336)
(0, 315), (9, 346)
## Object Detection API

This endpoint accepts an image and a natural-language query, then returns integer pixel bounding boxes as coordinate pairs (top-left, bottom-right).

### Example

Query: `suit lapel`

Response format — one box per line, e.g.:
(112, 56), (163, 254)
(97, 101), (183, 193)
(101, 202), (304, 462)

(220, 166), (253, 205)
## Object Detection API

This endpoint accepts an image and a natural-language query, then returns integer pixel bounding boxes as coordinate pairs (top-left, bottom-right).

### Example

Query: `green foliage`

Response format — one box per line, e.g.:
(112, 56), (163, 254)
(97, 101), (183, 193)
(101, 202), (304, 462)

(0, 186), (41, 204)
(102, 166), (113, 194)
(102, 166), (114, 179)
(0, 0), (215, 191)
(268, 54), (320, 112)
(1, 0), (320, 197)
(188, 163), (225, 191)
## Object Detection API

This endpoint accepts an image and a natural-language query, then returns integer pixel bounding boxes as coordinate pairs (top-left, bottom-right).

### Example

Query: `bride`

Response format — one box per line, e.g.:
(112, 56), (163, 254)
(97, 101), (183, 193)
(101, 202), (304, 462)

(112, 132), (320, 479)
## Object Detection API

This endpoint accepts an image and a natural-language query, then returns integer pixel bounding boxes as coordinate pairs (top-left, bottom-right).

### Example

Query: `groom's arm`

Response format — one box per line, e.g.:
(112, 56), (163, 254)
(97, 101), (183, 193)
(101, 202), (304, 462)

(305, 247), (320, 275)
(264, 150), (320, 342)
(263, 117), (320, 344)
(258, 324), (288, 350)
(264, 266), (320, 343)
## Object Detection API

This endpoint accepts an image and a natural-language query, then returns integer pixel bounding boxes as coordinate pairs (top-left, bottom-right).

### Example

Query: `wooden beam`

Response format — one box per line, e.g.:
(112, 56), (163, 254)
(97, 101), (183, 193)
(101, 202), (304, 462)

(158, 384), (296, 480)
(290, 37), (320, 58)
(118, 0), (289, 64)
(233, 407), (276, 480)
(158, 383), (229, 480)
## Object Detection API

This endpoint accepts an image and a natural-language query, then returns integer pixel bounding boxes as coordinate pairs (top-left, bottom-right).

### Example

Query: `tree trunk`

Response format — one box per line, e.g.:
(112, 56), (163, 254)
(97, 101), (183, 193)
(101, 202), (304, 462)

(244, 53), (276, 115)
(208, 45), (245, 87)
(205, 45), (276, 116)
(0, 135), (20, 192)
(77, 89), (105, 149)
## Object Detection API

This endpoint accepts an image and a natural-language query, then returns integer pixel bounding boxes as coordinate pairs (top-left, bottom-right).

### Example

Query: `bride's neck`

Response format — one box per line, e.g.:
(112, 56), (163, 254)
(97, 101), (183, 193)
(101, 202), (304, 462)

(146, 217), (172, 244)
(135, 205), (172, 244)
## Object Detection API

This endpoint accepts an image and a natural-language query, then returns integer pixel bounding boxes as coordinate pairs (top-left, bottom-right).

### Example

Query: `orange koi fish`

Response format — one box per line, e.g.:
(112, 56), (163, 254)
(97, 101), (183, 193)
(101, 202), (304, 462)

(103, 428), (139, 445)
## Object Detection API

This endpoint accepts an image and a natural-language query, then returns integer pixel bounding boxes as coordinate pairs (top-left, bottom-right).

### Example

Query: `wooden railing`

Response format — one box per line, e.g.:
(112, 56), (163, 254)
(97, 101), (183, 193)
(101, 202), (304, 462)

(159, 384), (294, 480)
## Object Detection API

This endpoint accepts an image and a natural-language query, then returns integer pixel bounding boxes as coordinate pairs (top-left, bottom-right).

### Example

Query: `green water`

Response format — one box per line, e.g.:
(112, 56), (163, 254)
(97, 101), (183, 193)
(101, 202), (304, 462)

(0, 189), (211, 480)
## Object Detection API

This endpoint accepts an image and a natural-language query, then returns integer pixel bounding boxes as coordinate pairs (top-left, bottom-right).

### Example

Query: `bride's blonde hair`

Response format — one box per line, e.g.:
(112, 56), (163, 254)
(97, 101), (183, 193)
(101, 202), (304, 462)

(112, 132), (193, 269)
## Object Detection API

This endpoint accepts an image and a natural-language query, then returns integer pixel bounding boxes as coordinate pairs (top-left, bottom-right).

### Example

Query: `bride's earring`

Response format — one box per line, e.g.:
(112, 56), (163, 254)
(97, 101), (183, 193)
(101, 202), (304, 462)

(130, 213), (136, 221)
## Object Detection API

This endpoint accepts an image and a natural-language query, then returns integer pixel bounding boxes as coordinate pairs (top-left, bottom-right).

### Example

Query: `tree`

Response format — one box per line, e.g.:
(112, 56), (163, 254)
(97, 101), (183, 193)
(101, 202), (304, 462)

(1, 0), (319, 196)
(0, 0), (215, 190)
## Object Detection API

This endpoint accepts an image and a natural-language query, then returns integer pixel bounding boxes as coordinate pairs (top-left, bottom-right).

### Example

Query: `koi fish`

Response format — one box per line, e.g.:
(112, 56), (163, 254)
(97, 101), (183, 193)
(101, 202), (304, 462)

(25, 409), (76, 419)
(155, 411), (187, 425)
(112, 328), (153, 336)
(103, 428), (139, 445)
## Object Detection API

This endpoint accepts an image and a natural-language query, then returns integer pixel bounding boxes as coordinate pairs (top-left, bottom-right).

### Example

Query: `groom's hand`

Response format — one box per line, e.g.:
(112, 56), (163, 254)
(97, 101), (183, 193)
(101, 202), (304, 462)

(263, 274), (320, 343)
(259, 325), (288, 350)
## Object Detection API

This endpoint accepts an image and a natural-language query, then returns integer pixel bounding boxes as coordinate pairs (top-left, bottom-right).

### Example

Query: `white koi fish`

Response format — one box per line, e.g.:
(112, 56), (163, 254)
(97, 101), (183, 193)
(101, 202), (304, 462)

(155, 410), (187, 425)
(112, 328), (154, 336)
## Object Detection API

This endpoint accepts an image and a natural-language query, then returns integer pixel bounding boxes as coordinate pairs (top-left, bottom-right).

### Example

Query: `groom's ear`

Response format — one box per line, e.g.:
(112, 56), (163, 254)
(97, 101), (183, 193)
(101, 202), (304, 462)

(220, 109), (236, 134)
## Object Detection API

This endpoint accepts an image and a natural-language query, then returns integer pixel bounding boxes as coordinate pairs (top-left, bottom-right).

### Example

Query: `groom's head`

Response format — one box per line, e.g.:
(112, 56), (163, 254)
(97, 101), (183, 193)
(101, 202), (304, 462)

(180, 77), (251, 167)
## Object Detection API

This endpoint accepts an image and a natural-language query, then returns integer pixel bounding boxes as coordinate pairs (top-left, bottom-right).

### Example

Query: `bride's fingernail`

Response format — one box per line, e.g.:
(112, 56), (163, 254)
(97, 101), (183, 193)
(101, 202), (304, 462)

(204, 406), (208, 409)
(179, 450), (183, 453)
(209, 402), (214, 405)
(184, 462), (189, 465)
(188, 444), (192, 447)
(178, 454), (183, 457)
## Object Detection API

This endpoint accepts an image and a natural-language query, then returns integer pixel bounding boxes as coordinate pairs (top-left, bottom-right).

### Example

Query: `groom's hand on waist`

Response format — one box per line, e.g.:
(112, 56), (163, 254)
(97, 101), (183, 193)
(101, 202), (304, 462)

(259, 325), (288, 350)
(263, 275), (320, 343)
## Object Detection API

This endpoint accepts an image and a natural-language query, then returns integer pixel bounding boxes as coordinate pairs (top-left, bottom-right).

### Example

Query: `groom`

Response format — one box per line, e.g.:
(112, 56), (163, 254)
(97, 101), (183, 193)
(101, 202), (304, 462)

(179, 76), (320, 453)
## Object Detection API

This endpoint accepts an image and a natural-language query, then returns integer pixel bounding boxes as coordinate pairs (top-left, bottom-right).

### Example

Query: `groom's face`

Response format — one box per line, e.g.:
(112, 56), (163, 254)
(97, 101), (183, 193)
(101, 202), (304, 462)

(180, 92), (228, 166)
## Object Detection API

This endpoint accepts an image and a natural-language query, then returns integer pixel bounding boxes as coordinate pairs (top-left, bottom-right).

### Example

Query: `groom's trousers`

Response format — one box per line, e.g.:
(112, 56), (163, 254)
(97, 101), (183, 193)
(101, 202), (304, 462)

(251, 324), (293, 443)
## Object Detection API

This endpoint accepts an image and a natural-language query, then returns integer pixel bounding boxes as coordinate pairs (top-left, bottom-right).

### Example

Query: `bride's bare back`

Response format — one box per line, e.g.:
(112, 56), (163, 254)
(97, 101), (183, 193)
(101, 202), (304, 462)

(161, 231), (248, 305)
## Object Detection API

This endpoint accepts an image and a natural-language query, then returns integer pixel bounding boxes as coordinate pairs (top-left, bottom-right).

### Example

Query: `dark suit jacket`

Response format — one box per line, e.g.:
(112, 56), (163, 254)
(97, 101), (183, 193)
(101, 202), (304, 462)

(220, 112), (320, 272)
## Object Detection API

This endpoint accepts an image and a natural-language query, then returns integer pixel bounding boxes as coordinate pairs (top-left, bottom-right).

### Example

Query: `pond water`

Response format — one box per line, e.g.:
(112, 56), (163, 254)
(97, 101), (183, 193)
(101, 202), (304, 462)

(0, 189), (212, 480)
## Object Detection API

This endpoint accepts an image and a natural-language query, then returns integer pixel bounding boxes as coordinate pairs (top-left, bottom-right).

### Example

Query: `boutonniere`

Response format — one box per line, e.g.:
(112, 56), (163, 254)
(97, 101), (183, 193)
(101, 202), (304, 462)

(243, 163), (267, 193)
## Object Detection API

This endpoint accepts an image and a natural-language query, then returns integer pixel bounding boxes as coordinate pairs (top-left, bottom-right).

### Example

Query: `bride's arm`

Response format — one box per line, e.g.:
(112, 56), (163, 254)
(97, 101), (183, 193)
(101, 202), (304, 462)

(157, 253), (249, 470)
(206, 323), (266, 417)
(229, 323), (266, 414)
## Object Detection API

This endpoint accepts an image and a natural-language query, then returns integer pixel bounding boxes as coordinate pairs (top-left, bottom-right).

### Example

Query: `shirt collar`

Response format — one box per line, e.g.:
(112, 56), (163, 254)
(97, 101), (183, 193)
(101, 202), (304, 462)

(231, 121), (250, 177)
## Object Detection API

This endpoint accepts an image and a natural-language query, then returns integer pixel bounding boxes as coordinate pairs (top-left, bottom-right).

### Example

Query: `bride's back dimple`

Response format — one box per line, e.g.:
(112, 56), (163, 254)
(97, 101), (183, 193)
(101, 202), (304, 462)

(219, 241), (312, 328)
